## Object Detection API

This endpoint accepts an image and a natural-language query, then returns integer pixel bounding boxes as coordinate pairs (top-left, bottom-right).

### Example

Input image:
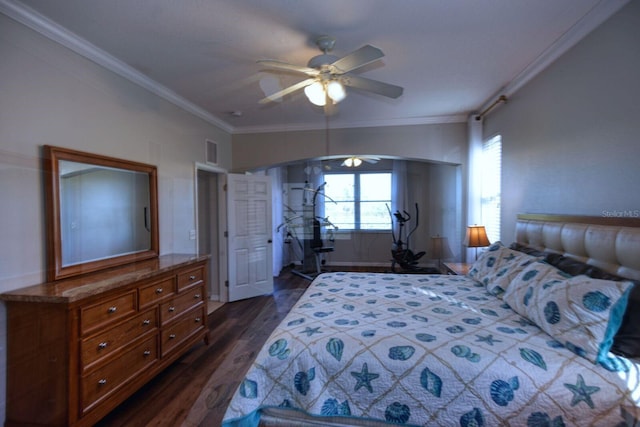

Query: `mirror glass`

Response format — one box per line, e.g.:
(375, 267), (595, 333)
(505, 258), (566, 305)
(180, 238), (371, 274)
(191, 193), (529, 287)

(59, 160), (151, 266)
(45, 146), (159, 281)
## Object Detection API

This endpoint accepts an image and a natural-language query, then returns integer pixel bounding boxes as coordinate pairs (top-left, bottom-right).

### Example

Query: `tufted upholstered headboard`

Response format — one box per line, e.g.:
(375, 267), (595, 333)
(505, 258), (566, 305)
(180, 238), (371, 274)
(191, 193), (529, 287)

(515, 214), (640, 281)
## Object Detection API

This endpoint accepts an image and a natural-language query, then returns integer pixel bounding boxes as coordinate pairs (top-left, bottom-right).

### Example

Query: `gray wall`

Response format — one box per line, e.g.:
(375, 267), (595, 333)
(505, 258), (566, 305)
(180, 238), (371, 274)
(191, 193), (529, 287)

(0, 12), (231, 290)
(0, 13), (231, 422)
(232, 123), (467, 172)
(484, 1), (640, 244)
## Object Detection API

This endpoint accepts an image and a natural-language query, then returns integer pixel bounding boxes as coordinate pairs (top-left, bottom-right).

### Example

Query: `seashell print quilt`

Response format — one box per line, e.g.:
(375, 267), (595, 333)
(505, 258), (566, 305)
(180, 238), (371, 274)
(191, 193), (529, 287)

(222, 272), (640, 426)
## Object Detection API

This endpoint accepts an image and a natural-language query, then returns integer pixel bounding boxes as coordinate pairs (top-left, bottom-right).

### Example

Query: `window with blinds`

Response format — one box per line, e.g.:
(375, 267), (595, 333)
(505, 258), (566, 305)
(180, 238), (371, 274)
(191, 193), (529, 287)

(324, 172), (392, 230)
(481, 135), (502, 243)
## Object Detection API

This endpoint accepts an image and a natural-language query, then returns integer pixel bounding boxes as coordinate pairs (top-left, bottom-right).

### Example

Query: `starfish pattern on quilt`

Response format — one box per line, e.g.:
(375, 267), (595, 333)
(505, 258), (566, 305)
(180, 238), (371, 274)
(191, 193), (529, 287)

(564, 374), (600, 409)
(300, 326), (322, 337)
(475, 334), (502, 346)
(351, 363), (379, 393)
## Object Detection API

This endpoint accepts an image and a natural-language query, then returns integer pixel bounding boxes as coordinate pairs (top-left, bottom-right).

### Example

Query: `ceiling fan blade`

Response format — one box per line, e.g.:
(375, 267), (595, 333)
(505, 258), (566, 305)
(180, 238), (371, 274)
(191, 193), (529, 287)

(257, 60), (319, 76)
(330, 45), (384, 74)
(341, 74), (403, 99)
(258, 78), (316, 104)
(363, 157), (380, 164)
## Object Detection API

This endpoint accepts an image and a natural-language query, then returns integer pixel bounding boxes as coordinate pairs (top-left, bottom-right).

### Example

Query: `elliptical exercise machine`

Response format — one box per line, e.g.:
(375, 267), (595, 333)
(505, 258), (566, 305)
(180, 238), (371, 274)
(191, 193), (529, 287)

(388, 203), (438, 274)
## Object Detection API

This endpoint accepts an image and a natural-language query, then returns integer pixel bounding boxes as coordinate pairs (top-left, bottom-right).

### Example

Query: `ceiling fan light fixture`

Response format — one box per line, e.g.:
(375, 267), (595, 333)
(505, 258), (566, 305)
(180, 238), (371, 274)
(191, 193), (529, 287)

(342, 157), (362, 167)
(327, 80), (346, 103)
(304, 81), (326, 106)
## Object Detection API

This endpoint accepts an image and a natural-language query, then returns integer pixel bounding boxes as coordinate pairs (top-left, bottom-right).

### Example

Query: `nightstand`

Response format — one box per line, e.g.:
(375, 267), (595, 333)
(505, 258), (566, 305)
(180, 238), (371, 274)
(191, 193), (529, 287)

(443, 262), (472, 276)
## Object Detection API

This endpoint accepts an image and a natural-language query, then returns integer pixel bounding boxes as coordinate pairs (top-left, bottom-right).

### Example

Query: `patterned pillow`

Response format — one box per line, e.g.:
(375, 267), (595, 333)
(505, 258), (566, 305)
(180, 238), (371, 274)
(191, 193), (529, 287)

(467, 242), (542, 298)
(502, 261), (570, 314)
(503, 261), (634, 363)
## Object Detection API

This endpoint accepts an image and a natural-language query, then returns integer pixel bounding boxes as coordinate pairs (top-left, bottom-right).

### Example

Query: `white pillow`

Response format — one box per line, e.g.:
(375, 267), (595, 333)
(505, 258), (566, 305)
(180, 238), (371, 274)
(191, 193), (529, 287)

(467, 242), (542, 298)
(503, 261), (634, 363)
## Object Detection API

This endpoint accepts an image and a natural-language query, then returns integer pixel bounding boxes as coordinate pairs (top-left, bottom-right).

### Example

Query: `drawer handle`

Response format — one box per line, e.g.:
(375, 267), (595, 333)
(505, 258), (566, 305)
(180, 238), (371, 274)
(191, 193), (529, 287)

(194, 294), (201, 299)
(98, 379), (107, 386)
(189, 275), (196, 280)
(169, 334), (176, 340)
(168, 306), (175, 312)
(98, 342), (108, 349)
(155, 288), (163, 294)
(108, 306), (117, 313)
(143, 350), (151, 356)
(195, 317), (201, 322)
(143, 319), (151, 325)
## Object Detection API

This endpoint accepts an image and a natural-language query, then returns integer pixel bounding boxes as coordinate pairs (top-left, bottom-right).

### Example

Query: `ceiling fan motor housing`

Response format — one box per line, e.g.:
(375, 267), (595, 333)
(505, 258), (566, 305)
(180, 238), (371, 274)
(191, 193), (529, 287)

(308, 54), (339, 69)
(316, 35), (336, 52)
(309, 35), (339, 71)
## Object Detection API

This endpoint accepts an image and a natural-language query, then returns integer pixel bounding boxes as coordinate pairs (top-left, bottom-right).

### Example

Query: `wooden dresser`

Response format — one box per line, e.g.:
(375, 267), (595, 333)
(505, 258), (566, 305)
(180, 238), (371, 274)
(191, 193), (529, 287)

(0, 254), (210, 427)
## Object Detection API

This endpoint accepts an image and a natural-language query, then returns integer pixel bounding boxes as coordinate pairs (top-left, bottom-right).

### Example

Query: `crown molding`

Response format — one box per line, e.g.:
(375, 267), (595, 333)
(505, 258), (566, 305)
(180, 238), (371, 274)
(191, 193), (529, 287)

(0, 0), (235, 134)
(478, 0), (630, 115)
(232, 113), (467, 135)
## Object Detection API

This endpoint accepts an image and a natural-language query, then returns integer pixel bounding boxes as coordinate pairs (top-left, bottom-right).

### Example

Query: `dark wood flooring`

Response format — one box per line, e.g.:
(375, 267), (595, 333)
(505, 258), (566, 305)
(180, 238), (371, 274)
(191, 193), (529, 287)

(95, 268), (312, 427)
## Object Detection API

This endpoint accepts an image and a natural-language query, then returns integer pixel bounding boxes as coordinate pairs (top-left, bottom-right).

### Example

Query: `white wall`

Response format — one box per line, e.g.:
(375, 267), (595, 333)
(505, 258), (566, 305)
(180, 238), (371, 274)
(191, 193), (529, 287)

(0, 14), (231, 422)
(484, 1), (640, 244)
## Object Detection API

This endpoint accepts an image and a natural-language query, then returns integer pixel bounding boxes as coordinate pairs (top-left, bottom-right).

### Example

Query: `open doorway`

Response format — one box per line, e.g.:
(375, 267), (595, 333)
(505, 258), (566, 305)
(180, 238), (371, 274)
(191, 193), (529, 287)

(196, 164), (227, 306)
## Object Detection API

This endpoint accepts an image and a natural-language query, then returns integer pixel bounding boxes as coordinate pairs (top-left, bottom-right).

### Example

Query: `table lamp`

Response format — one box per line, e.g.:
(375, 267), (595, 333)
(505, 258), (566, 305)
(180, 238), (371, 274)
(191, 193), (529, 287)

(464, 225), (490, 260)
(430, 235), (453, 271)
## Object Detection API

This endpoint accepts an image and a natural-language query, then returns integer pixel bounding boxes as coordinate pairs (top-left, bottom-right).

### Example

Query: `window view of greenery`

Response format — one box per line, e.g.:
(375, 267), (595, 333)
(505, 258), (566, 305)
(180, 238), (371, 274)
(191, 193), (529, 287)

(324, 172), (392, 230)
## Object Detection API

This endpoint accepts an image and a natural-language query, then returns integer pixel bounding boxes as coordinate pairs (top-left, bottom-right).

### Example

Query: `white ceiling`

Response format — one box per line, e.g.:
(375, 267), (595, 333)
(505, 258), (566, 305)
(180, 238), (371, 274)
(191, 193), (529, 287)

(3, 0), (628, 133)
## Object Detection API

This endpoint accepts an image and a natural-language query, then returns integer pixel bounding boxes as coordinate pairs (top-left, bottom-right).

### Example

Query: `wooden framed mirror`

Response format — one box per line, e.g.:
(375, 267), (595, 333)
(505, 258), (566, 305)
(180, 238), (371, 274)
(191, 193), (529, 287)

(44, 145), (159, 281)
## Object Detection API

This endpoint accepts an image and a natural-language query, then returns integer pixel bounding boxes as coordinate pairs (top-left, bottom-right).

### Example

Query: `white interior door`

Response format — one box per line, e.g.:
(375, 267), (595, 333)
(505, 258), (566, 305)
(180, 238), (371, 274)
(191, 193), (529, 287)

(227, 173), (273, 301)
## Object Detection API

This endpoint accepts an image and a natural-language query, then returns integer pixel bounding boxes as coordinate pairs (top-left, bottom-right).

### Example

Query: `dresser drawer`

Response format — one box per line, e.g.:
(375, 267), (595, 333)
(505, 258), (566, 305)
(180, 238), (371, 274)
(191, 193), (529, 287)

(177, 265), (204, 291)
(160, 285), (205, 325)
(138, 276), (175, 309)
(81, 334), (158, 414)
(80, 291), (137, 335)
(161, 306), (206, 357)
(81, 308), (158, 372)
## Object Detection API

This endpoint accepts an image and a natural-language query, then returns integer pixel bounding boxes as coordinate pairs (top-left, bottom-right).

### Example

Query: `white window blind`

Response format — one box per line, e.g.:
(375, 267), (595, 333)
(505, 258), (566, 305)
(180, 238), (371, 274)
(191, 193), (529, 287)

(481, 135), (502, 243)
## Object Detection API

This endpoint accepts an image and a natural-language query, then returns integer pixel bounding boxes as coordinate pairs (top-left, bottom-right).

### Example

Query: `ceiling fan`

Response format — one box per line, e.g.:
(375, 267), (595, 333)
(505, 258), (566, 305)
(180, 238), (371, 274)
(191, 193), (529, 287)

(341, 156), (380, 167)
(258, 36), (403, 113)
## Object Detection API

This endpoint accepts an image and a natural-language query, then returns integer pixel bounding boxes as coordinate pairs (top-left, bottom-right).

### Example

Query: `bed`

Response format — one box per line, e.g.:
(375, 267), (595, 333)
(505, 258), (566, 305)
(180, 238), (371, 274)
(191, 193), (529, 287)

(222, 214), (640, 426)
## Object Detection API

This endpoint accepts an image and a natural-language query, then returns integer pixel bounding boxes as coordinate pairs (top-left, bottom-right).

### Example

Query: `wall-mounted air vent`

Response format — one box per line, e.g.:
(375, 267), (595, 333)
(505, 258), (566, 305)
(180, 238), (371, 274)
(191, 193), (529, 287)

(206, 140), (218, 165)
